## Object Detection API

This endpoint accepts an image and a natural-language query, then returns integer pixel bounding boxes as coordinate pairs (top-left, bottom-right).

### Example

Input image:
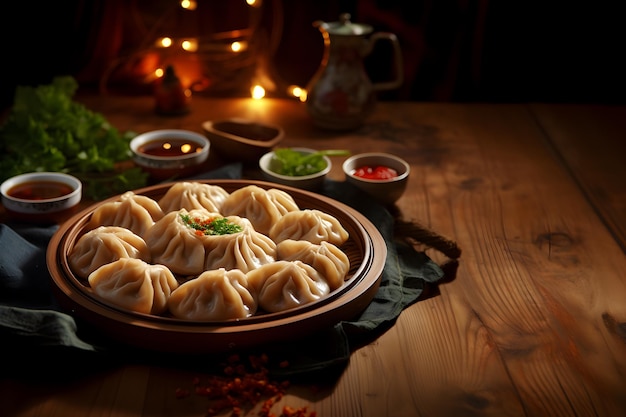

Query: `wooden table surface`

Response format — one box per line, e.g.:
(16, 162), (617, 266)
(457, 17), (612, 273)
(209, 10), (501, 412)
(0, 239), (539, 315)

(2, 94), (625, 417)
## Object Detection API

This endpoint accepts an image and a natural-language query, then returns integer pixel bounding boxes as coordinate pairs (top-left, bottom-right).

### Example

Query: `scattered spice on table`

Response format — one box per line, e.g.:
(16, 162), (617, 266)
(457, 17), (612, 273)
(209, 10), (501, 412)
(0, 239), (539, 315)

(175, 353), (317, 417)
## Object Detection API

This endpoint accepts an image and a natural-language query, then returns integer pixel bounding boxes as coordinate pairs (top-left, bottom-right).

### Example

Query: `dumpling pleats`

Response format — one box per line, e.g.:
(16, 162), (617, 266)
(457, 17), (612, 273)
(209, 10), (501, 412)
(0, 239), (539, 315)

(168, 268), (257, 320)
(69, 226), (151, 279)
(202, 216), (276, 273)
(276, 239), (350, 290)
(221, 185), (299, 235)
(158, 182), (229, 213)
(246, 260), (330, 313)
(269, 209), (349, 245)
(88, 258), (179, 315)
(144, 209), (209, 275)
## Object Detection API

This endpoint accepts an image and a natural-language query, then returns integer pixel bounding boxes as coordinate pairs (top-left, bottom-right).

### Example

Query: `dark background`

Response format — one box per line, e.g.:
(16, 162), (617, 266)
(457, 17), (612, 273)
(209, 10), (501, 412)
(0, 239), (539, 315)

(1, 0), (624, 111)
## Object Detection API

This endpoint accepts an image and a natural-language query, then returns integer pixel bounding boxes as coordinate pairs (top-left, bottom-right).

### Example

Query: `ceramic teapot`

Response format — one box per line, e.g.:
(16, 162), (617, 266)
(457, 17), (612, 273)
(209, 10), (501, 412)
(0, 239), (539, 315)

(305, 13), (404, 130)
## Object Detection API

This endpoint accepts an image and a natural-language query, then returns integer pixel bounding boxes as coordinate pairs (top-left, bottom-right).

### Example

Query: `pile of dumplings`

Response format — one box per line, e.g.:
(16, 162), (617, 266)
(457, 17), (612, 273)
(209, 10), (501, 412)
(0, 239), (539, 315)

(67, 182), (352, 321)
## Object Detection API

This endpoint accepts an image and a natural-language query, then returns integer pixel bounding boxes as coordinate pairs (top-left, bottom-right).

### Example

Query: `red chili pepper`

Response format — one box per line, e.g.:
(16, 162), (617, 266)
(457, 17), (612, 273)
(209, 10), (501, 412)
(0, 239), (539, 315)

(352, 165), (398, 180)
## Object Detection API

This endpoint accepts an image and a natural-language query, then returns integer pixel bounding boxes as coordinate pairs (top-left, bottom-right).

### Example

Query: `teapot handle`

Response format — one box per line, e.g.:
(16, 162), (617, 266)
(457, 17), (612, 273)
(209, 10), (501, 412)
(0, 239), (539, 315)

(367, 32), (404, 92)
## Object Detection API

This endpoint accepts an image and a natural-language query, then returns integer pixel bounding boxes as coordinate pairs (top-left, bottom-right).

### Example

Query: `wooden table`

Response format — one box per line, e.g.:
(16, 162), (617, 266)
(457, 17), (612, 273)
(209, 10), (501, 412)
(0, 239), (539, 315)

(2, 95), (625, 417)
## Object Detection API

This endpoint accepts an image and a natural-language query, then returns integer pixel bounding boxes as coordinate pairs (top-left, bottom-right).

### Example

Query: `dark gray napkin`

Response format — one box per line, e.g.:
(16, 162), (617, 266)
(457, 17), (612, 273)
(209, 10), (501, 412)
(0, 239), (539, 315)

(0, 164), (446, 378)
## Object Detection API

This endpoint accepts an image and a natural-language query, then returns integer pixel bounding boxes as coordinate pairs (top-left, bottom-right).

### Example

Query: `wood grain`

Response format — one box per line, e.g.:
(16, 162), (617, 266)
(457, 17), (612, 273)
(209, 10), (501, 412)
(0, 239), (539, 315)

(529, 103), (626, 253)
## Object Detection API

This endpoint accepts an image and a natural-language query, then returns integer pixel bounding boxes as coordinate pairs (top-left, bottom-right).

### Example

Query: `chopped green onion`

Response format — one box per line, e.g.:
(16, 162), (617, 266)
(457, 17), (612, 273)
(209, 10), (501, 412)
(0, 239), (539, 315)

(271, 148), (350, 176)
(180, 214), (243, 235)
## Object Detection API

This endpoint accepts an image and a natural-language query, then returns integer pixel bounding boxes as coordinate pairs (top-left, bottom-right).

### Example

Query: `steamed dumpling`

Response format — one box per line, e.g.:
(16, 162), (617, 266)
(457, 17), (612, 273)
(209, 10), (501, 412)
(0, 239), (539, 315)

(68, 226), (151, 279)
(143, 208), (214, 276)
(168, 268), (257, 321)
(88, 258), (179, 315)
(201, 216), (276, 273)
(158, 181), (230, 213)
(220, 185), (299, 235)
(87, 191), (164, 237)
(276, 239), (350, 291)
(246, 260), (330, 313)
(269, 209), (349, 245)
(145, 208), (273, 275)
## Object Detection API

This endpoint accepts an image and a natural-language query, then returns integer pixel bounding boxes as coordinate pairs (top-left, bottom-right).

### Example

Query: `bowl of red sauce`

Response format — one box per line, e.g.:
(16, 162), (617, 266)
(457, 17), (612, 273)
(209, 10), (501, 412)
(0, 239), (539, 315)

(342, 152), (410, 205)
(1, 172), (82, 223)
(130, 129), (210, 180)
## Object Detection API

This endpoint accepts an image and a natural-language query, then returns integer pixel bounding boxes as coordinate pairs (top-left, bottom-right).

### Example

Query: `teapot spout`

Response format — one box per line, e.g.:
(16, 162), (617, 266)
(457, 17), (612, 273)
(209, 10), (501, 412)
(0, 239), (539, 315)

(312, 20), (328, 31)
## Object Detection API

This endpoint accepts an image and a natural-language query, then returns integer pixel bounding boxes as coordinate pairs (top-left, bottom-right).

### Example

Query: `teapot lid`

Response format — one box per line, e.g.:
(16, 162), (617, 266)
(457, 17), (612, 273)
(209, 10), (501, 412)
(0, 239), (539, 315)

(314, 13), (373, 36)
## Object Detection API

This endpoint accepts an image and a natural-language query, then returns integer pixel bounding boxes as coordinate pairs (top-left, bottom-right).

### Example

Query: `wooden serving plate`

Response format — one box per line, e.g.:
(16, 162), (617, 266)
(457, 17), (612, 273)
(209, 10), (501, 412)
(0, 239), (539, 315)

(46, 180), (386, 354)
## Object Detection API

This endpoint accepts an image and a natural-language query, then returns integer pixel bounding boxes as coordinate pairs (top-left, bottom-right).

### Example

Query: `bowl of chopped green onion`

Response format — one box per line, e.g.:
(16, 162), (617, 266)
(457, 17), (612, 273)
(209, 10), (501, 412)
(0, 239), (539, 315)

(259, 148), (339, 191)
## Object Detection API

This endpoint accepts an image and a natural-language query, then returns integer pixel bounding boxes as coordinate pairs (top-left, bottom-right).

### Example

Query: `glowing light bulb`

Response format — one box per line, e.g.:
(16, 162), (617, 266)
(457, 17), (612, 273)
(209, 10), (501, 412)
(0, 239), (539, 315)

(180, 0), (197, 10)
(231, 42), (242, 52)
(181, 39), (198, 52)
(251, 85), (265, 100)
(155, 68), (164, 78)
(288, 85), (303, 98)
(159, 37), (173, 48)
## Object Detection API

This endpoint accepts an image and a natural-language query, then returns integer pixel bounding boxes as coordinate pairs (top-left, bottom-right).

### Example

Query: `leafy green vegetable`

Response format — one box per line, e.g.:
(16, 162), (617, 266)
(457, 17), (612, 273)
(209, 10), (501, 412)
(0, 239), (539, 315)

(0, 76), (148, 200)
(271, 148), (350, 176)
(180, 214), (243, 235)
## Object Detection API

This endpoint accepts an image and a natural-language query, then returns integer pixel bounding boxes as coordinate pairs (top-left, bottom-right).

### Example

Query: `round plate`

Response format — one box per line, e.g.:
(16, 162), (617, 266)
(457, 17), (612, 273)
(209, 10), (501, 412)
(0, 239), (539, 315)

(47, 180), (386, 354)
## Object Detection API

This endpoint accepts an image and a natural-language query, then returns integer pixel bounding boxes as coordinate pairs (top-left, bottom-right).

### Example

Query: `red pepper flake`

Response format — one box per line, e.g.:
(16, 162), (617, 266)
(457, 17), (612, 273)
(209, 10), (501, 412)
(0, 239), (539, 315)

(281, 405), (315, 417)
(175, 354), (317, 417)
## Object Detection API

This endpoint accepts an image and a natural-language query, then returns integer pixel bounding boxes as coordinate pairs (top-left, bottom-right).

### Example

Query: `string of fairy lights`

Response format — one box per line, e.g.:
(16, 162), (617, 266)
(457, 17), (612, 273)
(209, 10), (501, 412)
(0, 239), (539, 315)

(100, 0), (305, 100)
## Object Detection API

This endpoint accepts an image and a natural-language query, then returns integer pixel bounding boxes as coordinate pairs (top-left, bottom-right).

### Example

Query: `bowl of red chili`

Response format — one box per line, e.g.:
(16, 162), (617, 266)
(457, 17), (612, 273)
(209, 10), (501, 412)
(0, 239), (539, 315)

(342, 152), (410, 205)
(0, 171), (82, 223)
(130, 129), (210, 181)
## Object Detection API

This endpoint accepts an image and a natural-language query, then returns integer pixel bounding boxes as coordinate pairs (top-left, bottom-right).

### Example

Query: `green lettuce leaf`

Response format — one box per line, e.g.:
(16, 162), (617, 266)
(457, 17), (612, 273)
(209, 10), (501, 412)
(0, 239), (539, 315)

(0, 76), (147, 200)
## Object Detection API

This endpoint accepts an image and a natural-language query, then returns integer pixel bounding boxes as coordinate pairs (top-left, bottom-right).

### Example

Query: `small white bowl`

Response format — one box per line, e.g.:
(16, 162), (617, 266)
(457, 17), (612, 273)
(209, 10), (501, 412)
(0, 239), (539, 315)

(202, 118), (284, 165)
(1, 172), (82, 222)
(342, 153), (410, 205)
(130, 129), (210, 180)
(259, 148), (331, 191)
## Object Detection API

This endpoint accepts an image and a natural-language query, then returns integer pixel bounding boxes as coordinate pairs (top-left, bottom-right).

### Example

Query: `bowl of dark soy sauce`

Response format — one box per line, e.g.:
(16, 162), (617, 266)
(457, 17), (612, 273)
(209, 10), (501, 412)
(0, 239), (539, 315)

(130, 129), (210, 181)
(1, 172), (82, 223)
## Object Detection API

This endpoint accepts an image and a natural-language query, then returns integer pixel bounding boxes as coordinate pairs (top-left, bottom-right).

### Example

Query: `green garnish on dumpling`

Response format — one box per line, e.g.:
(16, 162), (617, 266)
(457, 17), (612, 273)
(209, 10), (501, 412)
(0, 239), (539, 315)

(179, 214), (243, 235)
